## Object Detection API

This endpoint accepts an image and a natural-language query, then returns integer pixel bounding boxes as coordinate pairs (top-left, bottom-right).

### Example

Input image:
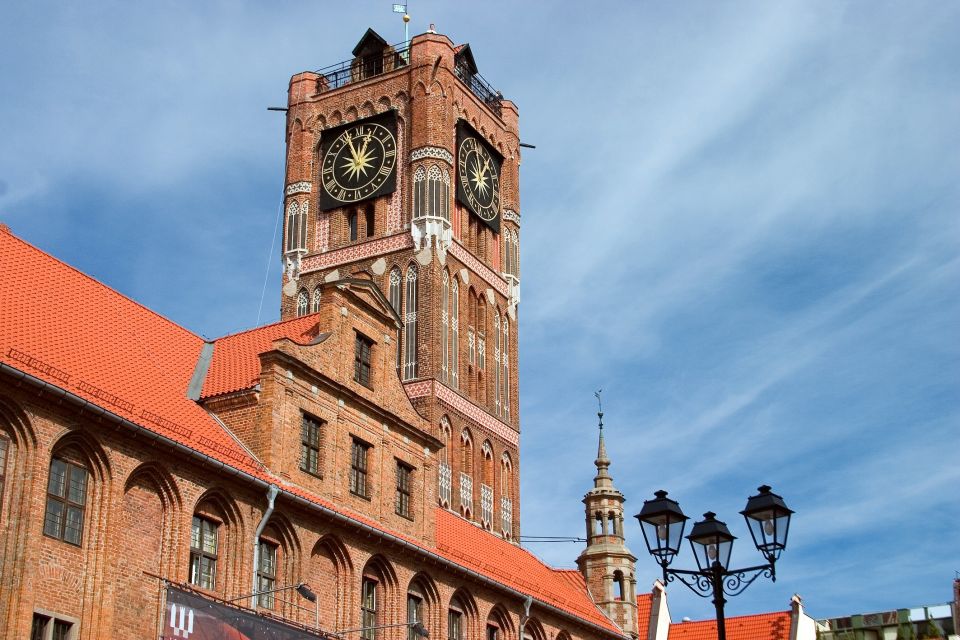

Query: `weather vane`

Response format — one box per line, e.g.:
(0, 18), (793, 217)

(594, 389), (603, 430)
(392, 2), (411, 44)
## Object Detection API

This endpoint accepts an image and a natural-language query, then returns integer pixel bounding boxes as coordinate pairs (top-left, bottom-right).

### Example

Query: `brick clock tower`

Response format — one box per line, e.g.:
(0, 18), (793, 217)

(279, 27), (522, 540)
(577, 413), (639, 638)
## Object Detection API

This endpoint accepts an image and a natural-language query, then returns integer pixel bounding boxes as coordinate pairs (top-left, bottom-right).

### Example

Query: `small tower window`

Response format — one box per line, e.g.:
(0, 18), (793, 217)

(613, 570), (625, 601)
(365, 204), (375, 237)
(349, 210), (358, 242)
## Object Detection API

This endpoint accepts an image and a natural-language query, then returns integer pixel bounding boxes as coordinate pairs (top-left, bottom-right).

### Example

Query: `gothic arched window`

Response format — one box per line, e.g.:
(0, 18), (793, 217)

(389, 267), (402, 369)
(413, 166), (426, 219)
(502, 317), (510, 421)
(286, 201), (308, 252)
(312, 286), (322, 313)
(450, 276), (460, 388)
(43, 456), (88, 546)
(441, 270), (450, 383)
(296, 289), (309, 317)
(403, 264), (418, 380)
(438, 417), (452, 508)
(493, 312), (501, 416)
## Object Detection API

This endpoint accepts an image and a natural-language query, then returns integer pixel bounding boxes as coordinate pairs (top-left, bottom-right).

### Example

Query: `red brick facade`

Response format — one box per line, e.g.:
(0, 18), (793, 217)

(0, 28), (626, 640)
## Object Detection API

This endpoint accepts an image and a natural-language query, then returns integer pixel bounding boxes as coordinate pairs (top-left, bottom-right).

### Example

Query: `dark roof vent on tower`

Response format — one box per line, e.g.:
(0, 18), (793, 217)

(352, 28), (389, 57)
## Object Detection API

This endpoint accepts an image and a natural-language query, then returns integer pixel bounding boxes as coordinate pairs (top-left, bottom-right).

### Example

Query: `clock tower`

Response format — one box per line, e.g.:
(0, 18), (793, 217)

(279, 27), (522, 539)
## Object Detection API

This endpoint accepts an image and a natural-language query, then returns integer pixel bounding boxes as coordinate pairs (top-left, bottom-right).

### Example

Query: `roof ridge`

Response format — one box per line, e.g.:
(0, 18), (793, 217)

(212, 311), (321, 342)
(1, 229), (201, 341)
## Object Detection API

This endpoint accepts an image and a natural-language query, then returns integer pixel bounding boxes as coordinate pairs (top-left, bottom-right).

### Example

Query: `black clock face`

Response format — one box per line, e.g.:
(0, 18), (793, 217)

(321, 120), (397, 206)
(457, 135), (501, 224)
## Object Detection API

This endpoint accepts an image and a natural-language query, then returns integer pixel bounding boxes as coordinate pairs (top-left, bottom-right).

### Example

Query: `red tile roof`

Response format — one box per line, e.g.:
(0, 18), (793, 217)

(668, 612), (791, 640)
(200, 315), (322, 398)
(0, 228), (621, 636)
(436, 510), (620, 633)
(636, 593), (653, 640)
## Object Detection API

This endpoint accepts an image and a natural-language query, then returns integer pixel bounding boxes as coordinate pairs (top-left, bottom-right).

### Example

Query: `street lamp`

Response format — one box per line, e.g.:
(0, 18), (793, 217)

(227, 582), (319, 631)
(635, 486), (794, 640)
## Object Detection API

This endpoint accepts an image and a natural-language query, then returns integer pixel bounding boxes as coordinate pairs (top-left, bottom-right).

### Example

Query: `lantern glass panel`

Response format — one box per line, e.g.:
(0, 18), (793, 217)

(689, 533), (734, 572)
(640, 514), (685, 561)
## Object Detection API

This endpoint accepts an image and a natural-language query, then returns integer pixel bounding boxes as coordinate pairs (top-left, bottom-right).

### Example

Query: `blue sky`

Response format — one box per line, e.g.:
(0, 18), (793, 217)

(2, 0), (958, 624)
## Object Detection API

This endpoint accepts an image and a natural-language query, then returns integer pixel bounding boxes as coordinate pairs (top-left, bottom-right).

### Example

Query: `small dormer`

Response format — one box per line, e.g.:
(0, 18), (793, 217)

(351, 28), (391, 81)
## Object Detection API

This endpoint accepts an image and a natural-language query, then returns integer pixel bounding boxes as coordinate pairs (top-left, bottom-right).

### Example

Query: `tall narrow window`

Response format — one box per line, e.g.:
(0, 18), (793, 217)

(441, 271), (449, 382)
(189, 516), (218, 589)
(297, 289), (309, 317)
(450, 278), (460, 388)
(0, 436), (9, 502)
(396, 460), (412, 518)
(312, 286), (322, 313)
(493, 313), (501, 415)
(413, 166), (426, 219)
(361, 578), (378, 640)
(43, 458), (87, 546)
(502, 318), (510, 421)
(487, 626), (499, 640)
(389, 267), (403, 369)
(407, 593), (424, 640)
(403, 265), (419, 380)
(365, 205), (375, 237)
(286, 201), (307, 253)
(349, 210), (358, 242)
(448, 608), (463, 640)
(350, 438), (370, 498)
(438, 417), (452, 508)
(300, 415), (322, 476)
(257, 540), (278, 608)
(613, 570), (625, 601)
(355, 332), (373, 387)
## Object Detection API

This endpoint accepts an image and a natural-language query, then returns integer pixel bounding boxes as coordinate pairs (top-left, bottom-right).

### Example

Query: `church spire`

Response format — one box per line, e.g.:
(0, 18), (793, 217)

(578, 392), (639, 638)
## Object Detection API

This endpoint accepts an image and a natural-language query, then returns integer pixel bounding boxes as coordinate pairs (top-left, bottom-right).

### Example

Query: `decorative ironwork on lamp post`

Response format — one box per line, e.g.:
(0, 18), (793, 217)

(634, 486), (794, 640)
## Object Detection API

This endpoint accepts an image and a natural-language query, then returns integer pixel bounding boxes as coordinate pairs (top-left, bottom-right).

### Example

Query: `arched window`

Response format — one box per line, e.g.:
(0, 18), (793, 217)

(360, 557), (397, 640)
(477, 297), (486, 376)
(286, 201), (308, 252)
(403, 264), (419, 380)
(389, 267), (402, 369)
(365, 204), (375, 237)
(450, 277), (460, 388)
(502, 317), (510, 421)
(348, 209), (358, 242)
(459, 429), (474, 518)
(609, 511), (619, 536)
(441, 270), (449, 383)
(413, 166), (426, 219)
(438, 417), (452, 508)
(594, 512), (603, 537)
(512, 230), (519, 278)
(500, 453), (513, 537)
(493, 312), (501, 416)
(43, 456), (88, 546)
(479, 441), (494, 529)
(613, 570), (625, 601)
(297, 289), (309, 317)
(312, 286), (322, 313)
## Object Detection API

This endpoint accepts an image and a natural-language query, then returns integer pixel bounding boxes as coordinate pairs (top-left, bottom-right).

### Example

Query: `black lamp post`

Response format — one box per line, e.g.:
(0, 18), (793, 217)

(635, 486), (793, 640)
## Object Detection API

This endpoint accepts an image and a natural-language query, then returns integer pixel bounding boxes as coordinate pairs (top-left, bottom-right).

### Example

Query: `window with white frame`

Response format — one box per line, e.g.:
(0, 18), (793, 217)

(403, 264), (418, 380)
(450, 277), (460, 388)
(286, 201), (308, 253)
(441, 270), (449, 382)
(297, 289), (309, 317)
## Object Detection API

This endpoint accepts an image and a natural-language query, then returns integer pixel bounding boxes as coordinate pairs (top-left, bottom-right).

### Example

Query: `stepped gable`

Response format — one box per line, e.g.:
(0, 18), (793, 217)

(435, 508), (622, 633)
(668, 611), (791, 640)
(200, 314), (322, 399)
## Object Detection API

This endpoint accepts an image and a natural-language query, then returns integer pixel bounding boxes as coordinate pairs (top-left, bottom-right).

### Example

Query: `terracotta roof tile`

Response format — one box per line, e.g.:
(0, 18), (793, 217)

(435, 510), (621, 634)
(668, 612), (791, 640)
(636, 594), (653, 640)
(0, 228), (622, 637)
(201, 314), (322, 398)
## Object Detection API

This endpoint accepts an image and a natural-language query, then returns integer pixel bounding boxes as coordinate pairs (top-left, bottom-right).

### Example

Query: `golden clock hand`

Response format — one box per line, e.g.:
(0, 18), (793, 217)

(345, 132), (360, 162)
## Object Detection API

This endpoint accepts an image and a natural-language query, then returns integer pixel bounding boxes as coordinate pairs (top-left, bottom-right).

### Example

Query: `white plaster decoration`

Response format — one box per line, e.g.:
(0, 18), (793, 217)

(410, 146), (454, 164)
(502, 209), (520, 226)
(283, 249), (306, 281)
(449, 242), (509, 297)
(411, 164), (453, 259)
(402, 380), (519, 445)
(285, 181), (312, 196)
(485, 288), (495, 305)
(416, 246), (433, 265)
(507, 278), (520, 317)
(481, 483), (494, 528)
(300, 233), (413, 274)
(324, 269), (340, 283)
(459, 269), (469, 285)
(371, 257), (386, 275)
(460, 472), (474, 515)
(439, 462), (452, 507)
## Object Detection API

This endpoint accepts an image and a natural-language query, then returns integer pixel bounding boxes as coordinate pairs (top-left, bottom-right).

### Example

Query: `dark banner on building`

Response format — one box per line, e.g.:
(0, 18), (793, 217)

(163, 586), (321, 640)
